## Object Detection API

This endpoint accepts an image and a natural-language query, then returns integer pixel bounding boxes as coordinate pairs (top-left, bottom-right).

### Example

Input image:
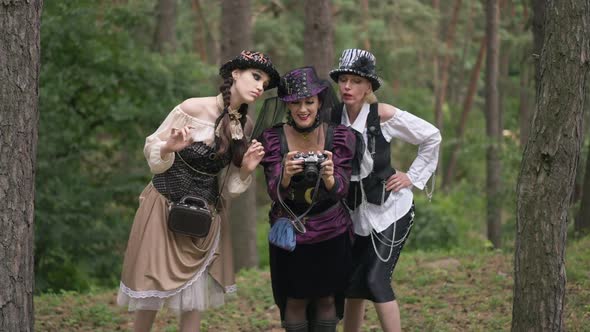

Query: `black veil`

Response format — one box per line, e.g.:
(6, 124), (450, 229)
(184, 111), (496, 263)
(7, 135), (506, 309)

(252, 80), (341, 140)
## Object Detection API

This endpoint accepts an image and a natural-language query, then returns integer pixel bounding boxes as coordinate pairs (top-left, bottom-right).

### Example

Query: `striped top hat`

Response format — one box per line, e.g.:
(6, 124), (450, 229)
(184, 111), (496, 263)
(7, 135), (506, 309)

(329, 49), (382, 91)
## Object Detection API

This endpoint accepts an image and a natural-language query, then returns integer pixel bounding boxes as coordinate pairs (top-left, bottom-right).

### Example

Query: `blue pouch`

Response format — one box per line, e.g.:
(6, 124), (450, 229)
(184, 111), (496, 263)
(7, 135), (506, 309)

(268, 217), (296, 252)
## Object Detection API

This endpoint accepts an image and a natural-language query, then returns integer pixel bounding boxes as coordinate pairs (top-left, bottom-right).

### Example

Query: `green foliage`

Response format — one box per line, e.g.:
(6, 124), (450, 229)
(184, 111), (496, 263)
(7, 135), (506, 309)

(36, 1), (217, 293)
(406, 180), (488, 251)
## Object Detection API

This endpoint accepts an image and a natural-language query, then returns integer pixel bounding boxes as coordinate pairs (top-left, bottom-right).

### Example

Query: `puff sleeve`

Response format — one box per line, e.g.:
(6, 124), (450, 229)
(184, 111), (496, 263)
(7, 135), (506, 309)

(259, 128), (289, 202)
(380, 109), (441, 190)
(143, 106), (216, 174)
(325, 125), (355, 200)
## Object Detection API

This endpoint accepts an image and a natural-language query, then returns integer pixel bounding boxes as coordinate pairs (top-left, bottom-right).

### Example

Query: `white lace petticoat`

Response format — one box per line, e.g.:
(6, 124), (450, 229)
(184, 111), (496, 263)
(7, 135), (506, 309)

(117, 271), (236, 313)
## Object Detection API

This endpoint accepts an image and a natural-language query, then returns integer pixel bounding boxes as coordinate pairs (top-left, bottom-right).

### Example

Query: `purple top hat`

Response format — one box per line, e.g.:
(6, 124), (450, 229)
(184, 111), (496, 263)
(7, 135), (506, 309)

(278, 66), (330, 102)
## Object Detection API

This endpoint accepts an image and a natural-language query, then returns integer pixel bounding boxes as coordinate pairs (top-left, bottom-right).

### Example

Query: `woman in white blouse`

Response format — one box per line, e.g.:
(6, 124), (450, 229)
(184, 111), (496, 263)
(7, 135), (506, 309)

(329, 49), (441, 332)
(117, 51), (279, 332)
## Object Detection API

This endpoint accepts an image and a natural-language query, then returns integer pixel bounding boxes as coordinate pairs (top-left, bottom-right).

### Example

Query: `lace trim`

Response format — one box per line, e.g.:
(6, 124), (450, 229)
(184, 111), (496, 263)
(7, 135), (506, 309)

(225, 284), (238, 294)
(119, 231), (220, 299)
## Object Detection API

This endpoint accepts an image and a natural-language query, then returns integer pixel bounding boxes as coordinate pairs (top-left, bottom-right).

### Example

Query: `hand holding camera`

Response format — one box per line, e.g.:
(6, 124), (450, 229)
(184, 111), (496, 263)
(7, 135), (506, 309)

(292, 151), (328, 183)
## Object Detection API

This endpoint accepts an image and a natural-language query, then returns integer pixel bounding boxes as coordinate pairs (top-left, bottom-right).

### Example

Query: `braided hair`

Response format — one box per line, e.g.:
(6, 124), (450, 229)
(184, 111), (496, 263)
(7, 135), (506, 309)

(215, 76), (253, 167)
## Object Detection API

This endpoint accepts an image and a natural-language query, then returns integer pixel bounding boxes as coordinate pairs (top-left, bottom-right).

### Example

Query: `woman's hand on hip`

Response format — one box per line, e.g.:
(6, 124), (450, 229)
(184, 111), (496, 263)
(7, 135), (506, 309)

(385, 171), (412, 192)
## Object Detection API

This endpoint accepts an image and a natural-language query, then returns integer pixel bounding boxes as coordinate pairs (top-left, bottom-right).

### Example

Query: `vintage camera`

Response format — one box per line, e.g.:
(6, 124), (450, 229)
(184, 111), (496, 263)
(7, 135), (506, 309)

(293, 151), (327, 182)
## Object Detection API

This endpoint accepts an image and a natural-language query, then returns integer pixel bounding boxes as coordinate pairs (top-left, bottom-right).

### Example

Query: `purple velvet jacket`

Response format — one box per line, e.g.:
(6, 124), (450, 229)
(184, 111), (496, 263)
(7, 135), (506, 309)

(259, 124), (356, 244)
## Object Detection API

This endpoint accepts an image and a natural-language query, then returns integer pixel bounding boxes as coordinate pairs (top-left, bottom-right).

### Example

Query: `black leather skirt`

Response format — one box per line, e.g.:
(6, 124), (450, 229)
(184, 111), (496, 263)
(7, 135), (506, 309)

(346, 205), (415, 303)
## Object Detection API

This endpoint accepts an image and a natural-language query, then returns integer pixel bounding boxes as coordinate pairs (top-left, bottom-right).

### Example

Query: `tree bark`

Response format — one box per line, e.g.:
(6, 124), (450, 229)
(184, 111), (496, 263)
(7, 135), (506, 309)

(220, 0), (258, 270)
(0, 1), (42, 331)
(191, 0), (208, 62)
(530, 0), (545, 91)
(152, 0), (177, 53)
(518, 54), (531, 146)
(360, 0), (370, 51)
(220, 0), (251, 64)
(512, 1), (589, 330)
(450, 1), (475, 107)
(575, 146), (590, 237)
(443, 37), (486, 188)
(485, 0), (502, 249)
(303, 0), (333, 79)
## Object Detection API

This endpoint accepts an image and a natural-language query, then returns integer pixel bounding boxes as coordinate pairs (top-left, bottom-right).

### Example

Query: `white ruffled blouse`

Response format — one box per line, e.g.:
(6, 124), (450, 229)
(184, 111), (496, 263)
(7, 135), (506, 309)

(342, 103), (441, 235)
(143, 105), (252, 197)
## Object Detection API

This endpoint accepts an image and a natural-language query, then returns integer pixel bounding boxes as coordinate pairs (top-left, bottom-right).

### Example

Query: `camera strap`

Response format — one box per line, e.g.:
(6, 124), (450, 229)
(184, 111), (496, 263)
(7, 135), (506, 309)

(276, 163), (322, 234)
(274, 125), (330, 233)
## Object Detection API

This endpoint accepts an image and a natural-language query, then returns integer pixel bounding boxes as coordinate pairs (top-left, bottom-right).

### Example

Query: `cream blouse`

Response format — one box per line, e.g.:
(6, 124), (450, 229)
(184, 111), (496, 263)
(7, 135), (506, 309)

(143, 105), (252, 197)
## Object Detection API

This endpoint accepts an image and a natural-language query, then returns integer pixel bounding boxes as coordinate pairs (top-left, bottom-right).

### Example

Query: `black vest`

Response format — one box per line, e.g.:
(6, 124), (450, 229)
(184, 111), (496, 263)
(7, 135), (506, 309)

(331, 103), (396, 209)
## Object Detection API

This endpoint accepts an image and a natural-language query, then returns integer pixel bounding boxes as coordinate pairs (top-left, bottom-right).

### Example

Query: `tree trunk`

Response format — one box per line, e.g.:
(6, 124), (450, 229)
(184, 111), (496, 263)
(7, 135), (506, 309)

(0, 1), (42, 331)
(152, 0), (177, 53)
(431, 0), (440, 126)
(443, 37), (486, 188)
(191, 0), (208, 63)
(530, 0), (545, 91)
(450, 1), (475, 107)
(485, 0), (502, 249)
(220, 0), (258, 270)
(512, 1), (589, 331)
(220, 0), (251, 64)
(434, 0), (462, 133)
(518, 54), (531, 146)
(360, 0), (370, 51)
(303, 0), (333, 79)
(575, 146), (590, 237)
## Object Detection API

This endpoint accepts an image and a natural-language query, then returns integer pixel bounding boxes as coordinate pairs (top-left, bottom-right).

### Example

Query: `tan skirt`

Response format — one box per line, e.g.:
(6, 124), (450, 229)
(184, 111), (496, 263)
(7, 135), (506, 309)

(117, 183), (236, 313)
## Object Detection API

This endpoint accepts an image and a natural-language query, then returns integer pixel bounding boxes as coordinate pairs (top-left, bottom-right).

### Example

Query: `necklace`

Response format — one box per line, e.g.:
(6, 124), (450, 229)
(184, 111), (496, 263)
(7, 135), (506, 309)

(300, 132), (309, 141)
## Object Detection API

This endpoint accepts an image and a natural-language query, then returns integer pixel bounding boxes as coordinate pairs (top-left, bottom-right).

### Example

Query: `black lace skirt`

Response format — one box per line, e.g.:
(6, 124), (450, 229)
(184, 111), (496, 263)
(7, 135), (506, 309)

(269, 231), (352, 321)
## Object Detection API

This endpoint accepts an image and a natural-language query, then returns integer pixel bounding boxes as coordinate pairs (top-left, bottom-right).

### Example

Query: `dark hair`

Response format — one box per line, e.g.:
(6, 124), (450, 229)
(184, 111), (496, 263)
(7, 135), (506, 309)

(215, 76), (252, 167)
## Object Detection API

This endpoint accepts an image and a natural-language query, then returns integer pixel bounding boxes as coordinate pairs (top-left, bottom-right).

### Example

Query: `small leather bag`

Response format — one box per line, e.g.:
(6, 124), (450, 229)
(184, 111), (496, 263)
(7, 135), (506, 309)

(168, 196), (213, 238)
(165, 152), (229, 238)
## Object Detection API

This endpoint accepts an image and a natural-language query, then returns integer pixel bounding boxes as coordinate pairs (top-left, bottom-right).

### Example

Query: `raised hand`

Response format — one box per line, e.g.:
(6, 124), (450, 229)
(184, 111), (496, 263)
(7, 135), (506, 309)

(162, 126), (195, 154)
(320, 150), (334, 181)
(241, 139), (265, 174)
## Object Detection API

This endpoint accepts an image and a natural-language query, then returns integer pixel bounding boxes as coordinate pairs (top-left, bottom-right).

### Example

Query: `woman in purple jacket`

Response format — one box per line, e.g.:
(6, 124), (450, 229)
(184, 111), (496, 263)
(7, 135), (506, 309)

(257, 66), (356, 332)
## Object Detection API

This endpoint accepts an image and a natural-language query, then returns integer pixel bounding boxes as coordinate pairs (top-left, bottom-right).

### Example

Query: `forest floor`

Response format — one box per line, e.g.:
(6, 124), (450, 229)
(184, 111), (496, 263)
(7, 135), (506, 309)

(35, 236), (590, 332)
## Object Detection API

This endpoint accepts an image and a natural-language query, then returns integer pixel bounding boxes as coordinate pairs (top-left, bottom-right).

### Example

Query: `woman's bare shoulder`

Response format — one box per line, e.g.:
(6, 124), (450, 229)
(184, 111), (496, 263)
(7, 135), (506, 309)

(378, 103), (398, 122)
(179, 96), (218, 120)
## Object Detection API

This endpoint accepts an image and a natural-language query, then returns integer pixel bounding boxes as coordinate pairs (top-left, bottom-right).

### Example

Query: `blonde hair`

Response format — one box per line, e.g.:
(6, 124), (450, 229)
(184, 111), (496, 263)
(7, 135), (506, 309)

(364, 91), (378, 104)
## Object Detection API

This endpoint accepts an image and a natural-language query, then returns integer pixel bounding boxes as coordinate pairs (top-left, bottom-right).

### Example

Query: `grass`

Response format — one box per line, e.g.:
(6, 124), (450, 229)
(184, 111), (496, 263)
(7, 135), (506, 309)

(35, 236), (590, 331)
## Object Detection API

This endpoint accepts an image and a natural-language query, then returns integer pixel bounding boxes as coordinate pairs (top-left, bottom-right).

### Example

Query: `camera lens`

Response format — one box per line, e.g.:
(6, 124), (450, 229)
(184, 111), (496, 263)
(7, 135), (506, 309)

(304, 163), (319, 182)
